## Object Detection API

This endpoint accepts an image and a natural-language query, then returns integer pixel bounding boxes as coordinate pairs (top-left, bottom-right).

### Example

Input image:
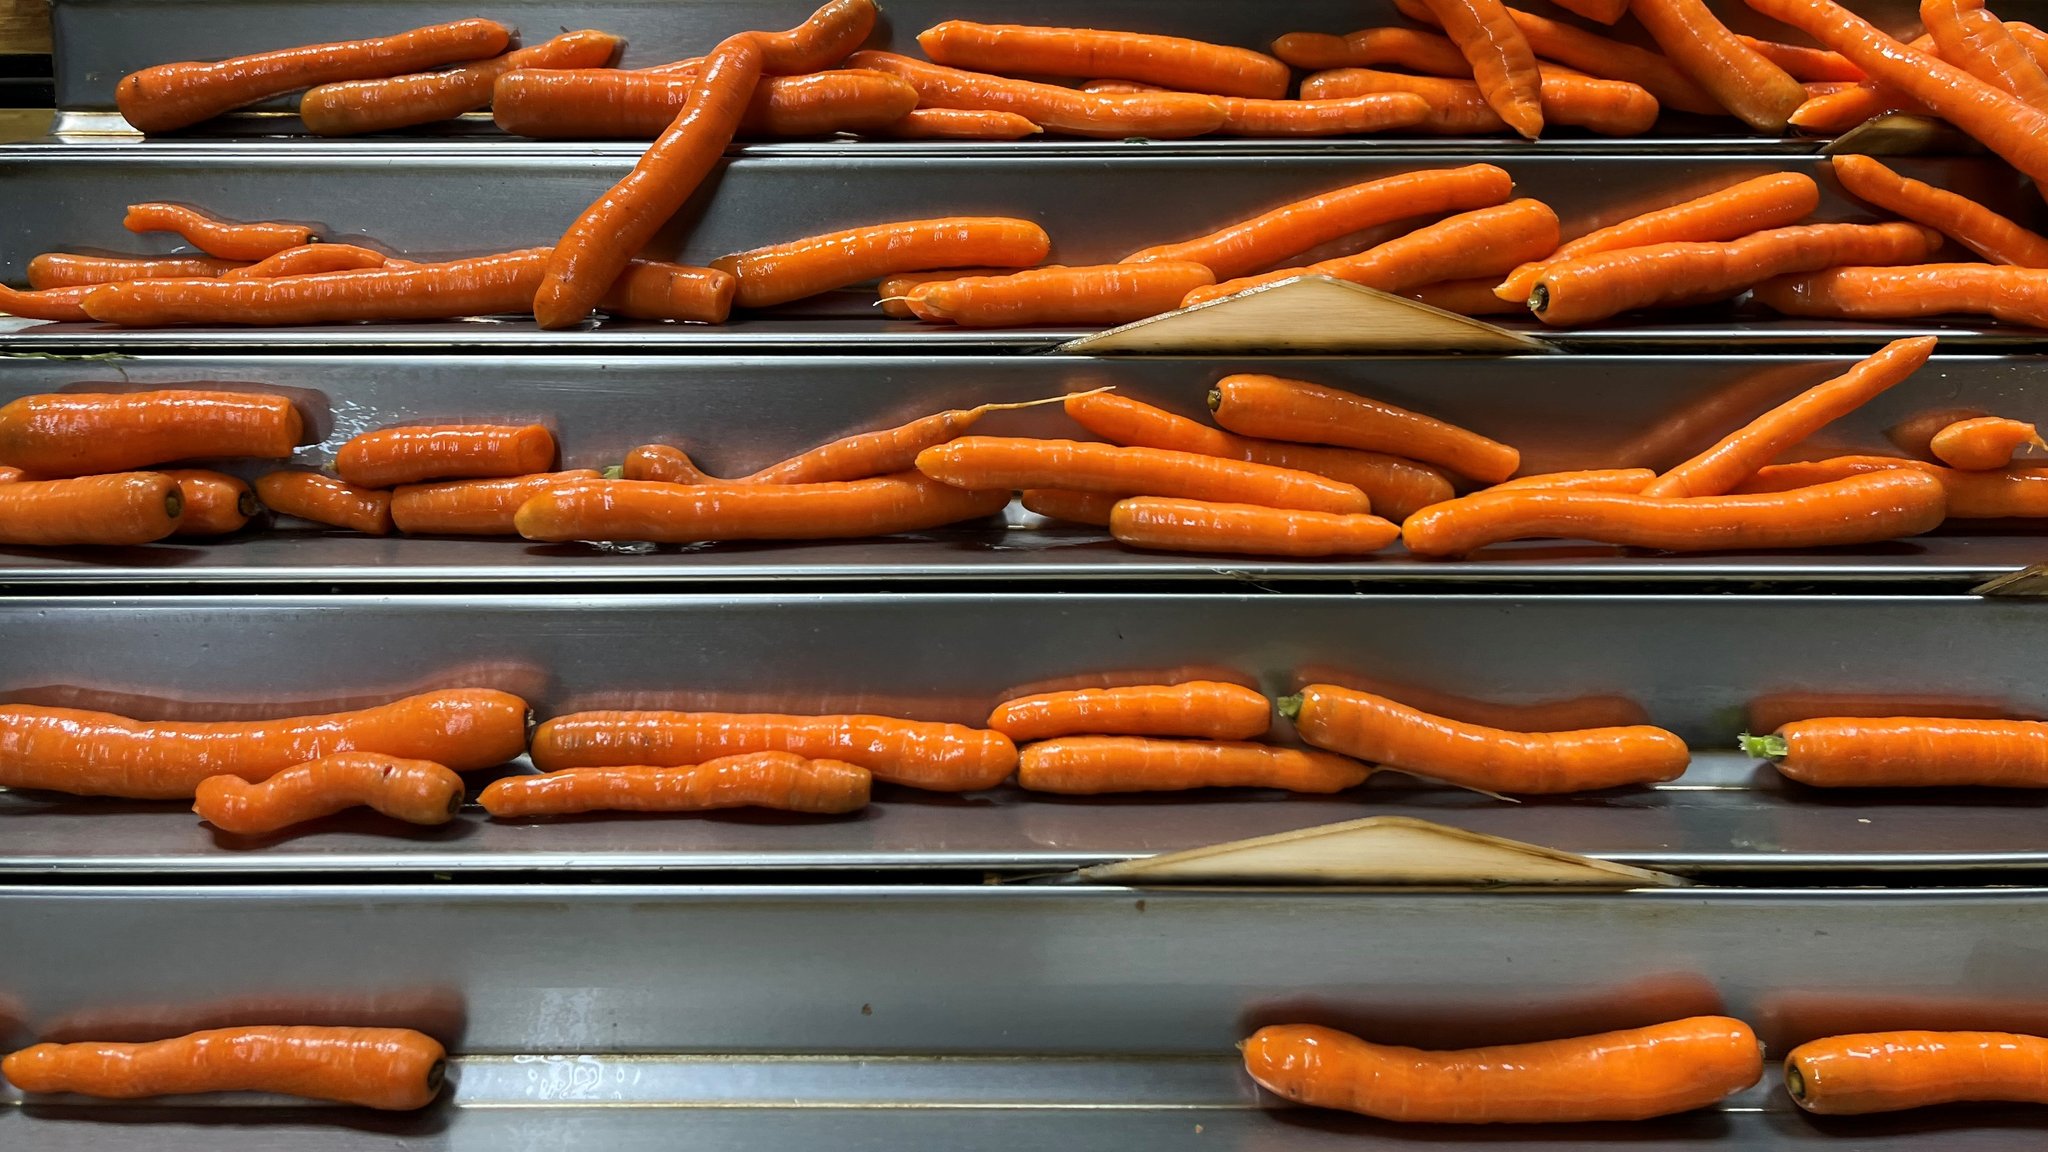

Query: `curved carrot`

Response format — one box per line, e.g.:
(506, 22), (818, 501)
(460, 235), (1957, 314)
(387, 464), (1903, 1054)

(1282, 683), (1689, 794)
(1791, 79), (1927, 133)
(0, 283), (95, 322)
(713, 217), (1049, 309)
(1931, 417), (2045, 470)
(1491, 468), (1655, 493)
(1400, 469), (1948, 556)
(159, 468), (258, 536)
(514, 473), (1010, 543)
(1747, 717), (2048, 787)
(116, 18), (511, 132)
(390, 470), (600, 535)
(1732, 455), (2048, 517)
(1121, 164), (1514, 282)
(1787, 1031), (2048, 1113)
(0, 688), (529, 798)
(848, 51), (1227, 139)
(1207, 374), (1520, 485)
(1642, 337), (1936, 498)
(194, 753), (465, 834)
(0, 473), (183, 546)
(1751, 264), (2048, 329)
(256, 471), (392, 536)
(492, 69), (920, 139)
(3, 1027), (445, 1110)
(1424, 3), (1723, 114)
(82, 249), (549, 325)
(877, 267), (1012, 317)
(28, 253), (245, 289)
(1496, 172), (1820, 303)
(750, 0), (878, 75)
(1406, 277), (1526, 315)
(905, 263), (1214, 327)
(1111, 497), (1401, 557)
(1422, 0), (1545, 138)
(989, 681), (1271, 742)
(1301, 68), (1658, 135)
(481, 753), (870, 816)
(0, 389), (301, 477)
(122, 203), (313, 262)
(1888, 407), (1991, 459)
(1270, 28), (1474, 76)
(1923, 1), (2048, 111)
(742, 395), (1078, 485)
(620, 444), (710, 484)
(529, 711), (1015, 792)
(1740, 36), (1864, 82)
(1629, 0), (1805, 131)
(1018, 736), (1369, 794)
(916, 437), (1371, 514)
(1528, 222), (1943, 326)
(299, 30), (623, 135)
(1022, 488), (1117, 525)
(915, 21), (1290, 99)
(869, 107), (1042, 139)
(221, 243), (387, 279)
(334, 423), (555, 488)
(1244, 1019), (1761, 1123)
(1830, 154), (2048, 267)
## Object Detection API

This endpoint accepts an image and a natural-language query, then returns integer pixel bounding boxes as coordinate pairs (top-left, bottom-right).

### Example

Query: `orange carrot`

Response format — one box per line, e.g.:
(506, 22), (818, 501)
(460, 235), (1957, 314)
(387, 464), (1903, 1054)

(1422, 0), (1546, 138)
(1930, 417), (2045, 470)
(1746, 717), (2048, 787)
(480, 753), (871, 816)
(1400, 469), (1948, 556)
(742, 396), (1078, 485)
(849, 51), (1227, 138)
(1922, 0), (2048, 111)
(1732, 455), (2048, 517)
(0, 688), (529, 798)
(1629, 0), (1805, 130)
(1492, 468), (1656, 493)
(1790, 78), (1929, 132)
(1830, 154), (2048, 267)
(916, 437), (1372, 514)
(514, 473), (1011, 543)
(0, 474), (184, 546)
(159, 468), (258, 536)
(1740, 36), (1865, 82)
(620, 444), (710, 484)
(390, 470), (600, 535)
(1888, 407), (1991, 459)
(221, 243), (387, 279)
(1528, 222), (1943, 326)
(0, 283), (96, 322)
(905, 263), (1214, 327)
(0, 389), (301, 477)
(492, 68), (920, 139)
(3, 1027), (446, 1110)
(1406, 277), (1527, 315)
(529, 710), (1016, 791)
(27, 253), (245, 288)
(83, 249), (548, 325)
(1018, 736), (1369, 794)
(1244, 1019), (1761, 1123)
(750, 0), (878, 74)
(193, 753), (465, 834)
(1751, 264), (2048, 329)
(1548, 0), (1630, 23)
(1207, 374), (1521, 485)
(915, 21), (1290, 99)
(877, 267), (1012, 317)
(1198, 91), (1433, 136)
(1111, 497), (1401, 557)
(122, 203), (314, 261)
(1021, 488), (1117, 525)
(600, 260), (737, 324)
(869, 107), (1042, 139)
(1787, 1031), (2048, 1113)
(1301, 68), (1659, 136)
(0, 466), (24, 483)
(255, 471), (392, 536)
(116, 18), (512, 132)
(1642, 337), (1936, 498)
(713, 217), (1050, 309)
(989, 680), (1271, 742)
(1409, 2), (1725, 114)
(298, 30), (623, 135)
(1269, 28), (1474, 76)
(334, 423), (555, 488)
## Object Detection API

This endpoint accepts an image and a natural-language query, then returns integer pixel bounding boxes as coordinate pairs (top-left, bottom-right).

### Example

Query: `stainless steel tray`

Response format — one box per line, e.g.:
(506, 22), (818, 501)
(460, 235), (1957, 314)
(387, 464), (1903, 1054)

(7, 592), (2048, 874)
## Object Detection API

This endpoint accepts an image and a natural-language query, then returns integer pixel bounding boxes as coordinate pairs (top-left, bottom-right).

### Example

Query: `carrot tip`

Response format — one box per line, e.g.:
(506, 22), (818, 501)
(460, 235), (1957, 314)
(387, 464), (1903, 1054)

(1738, 732), (1787, 761)
(1527, 284), (1550, 315)
(236, 491), (261, 518)
(1205, 387), (1223, 413)
(1276, 694), (1304, 721)
(164, 488), (184, 520)
(602, 465), (626, 480)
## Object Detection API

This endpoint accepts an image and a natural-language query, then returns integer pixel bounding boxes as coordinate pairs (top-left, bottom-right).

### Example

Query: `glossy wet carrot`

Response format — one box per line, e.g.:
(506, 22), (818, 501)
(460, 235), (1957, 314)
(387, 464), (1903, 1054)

(915, 21), (1290, 99)
(0, 283), (101, 322)
(0, 688), (528, 798)
(159, 468), (257, 536)
(751, 0), (878, 74)
(480, 753), (871, 816)
(1923, 1), (2048, 111)
(115, 18), (511, 132)
(0, 389), (301, 477)
(1282, 683), (1689, 793)
(1208, 375), (1521, 485)
(1270, 28), (1473, 76)
(530, 711), (1016, 791)
(869, 107), (1042, 139)
(1528, 222), (1943, 326)
(122, 203), (314, 261)
(1022, 488), (1117, 525)
(221, 243), (387, 279)
(1732, 455), (2048, 517)
(1406, 277), (1526, 315)
(1018, 736), (1369, 794)
(299, 30), (623, 135)
(849, 51), (1227, 139)
(1751, 264), (2048, 329)
(600, 260), (738, 324)
(1786, 1031), (2048, 1113)
(1740, 36), (1863, 82)
(906, 263), (1214, 327)
(1888, 407), (1991, 459)
(916, 437), (1372, 514)
(27, 253), (245, 289)
(334, 424), (555, 488)
(742, 395), (1078, 485)
(1931, 417), (2045, 470)
(1628, 0), (1805, 130)
(713, 218), (1049, 309)
(1830, 155), (2048, 267)
(990, 681), (1272, 742)
(1301, 68), (1658, 136)
(1496, 172), (1820, 303)
(514, 472), (1011, 543)
(1643, 337), (1936, 498)
(0, 473), (183, 546)
(1790, 78), (1926, 133)
(193, 753), (465, 834)
(1420, 0), (1545, 138)
(82, 248), (550, 325)
(1244, 1019), (1761, 1123)
(1747, 717), (2048, 787)
(492, 69), (919, 139)
(877, 267), (1013, 317)
(1492, 468), (1656, 493)
(1111, 497), (1401, 557)
(1200, 91), (1433, 136)
(1401, 469), (1947, 556)
(620, 444), (710, 484)
(0, 466), (23, 483)
(1399, 1), (1725, 115)
(255, 471), (392, 536)
(390, 470), (600, 535)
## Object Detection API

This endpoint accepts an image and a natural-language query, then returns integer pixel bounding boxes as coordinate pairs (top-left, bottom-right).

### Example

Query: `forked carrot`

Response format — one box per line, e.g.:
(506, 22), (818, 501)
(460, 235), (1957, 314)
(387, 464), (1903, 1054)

(1207, 375), (1521, 485)
(334, 423), (556, 488)
(1406, 277), (1527, 315)
(0, 389), (301, 477)
(1420, 0), (1546, 138)
(713, 217), (1050, 309)
(159, 469), (258, 536)
(513, 473), (1012, 543)
(1281, 683), (1690, 793)
(492, 69), (919, 139)
(123, 203), (314, 261)
(390, 470), (600, 535)
(255, 471), (393, 536)
(1021, 488), (1117, 525)
(2, 1027), (446, 1110)
(0, 474), (184, 546)
(1628, 0), (1805, 130)
(915, 21), (1291, 99)
(620, 445), (710, 484)
(1642, 337), (1936, 498)
(1390, 0), (1725, 115)
(1922, 0), (2048, 112)
(915, 437), (1372, 514)
(905, 263), (1215, 327)
(1751, 264), (2048, 329)
(1300, 68), (1659, 136)
(1243, 1019), (1761, 1123)
(989, 681), (1272, 742)
(480, 753), (871, 816)
(1829, 154), (2048, 267)
(1731, 455), (2048, 517)
(1787, 1031), (2048, 1113)
(877, 268), (1011, 317)
(1746, 717), (2048, 787)
(27, 253), (245, 288)
(869, 107), (1042, 139)
(1018, 736), (1370, 794)
(1269, 28), (1474, 76)
(193, 753), (465, 834)
(220, 243), (387, 279)
(743, 394), (1083, 485)
(1491, 468), (1656, 493)
(1739, 36), (1864, 82)
(298, 30), (623, 135)
(1111, 497), (1402, 557)
(1930, 417), (2045, 470)
(848, 51), (1227, 138)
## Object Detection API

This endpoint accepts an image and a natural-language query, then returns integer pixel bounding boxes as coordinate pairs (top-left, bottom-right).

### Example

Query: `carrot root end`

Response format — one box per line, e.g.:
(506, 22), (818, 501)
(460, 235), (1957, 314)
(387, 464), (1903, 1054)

(1739, 732), (1788, 761)
(1276, 694), (1305, 722)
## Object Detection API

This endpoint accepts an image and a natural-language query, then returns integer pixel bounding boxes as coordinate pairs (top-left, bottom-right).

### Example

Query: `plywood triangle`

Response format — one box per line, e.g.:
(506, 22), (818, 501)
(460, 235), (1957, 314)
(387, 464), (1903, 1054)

(1824, 113), (1977, 157)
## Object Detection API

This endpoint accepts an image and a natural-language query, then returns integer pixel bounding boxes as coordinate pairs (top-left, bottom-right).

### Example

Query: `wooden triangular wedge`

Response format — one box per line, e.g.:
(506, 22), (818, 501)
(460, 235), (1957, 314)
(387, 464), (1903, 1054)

(1076, 815), (1683, 889)
(1055, 275), (1553, 356)
(1825, 113), (1978, 157)
(1972, 564), (2048, 597)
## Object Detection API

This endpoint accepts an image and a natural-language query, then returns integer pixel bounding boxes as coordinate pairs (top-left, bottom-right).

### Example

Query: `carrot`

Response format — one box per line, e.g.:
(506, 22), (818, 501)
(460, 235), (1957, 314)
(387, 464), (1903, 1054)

(868, 107), (1042, 139)
(1200, 91), (1433, 136)
(1642, 337), (1936, 498)
(750, 0), (878, 74)
(1269, 28), (1474, 76)
(1740, 36), (1864, 82)
(221, 243), (388, 279)
(193, 753), (465, 834)
(1290, 667), (1651, 732)
(82, 248), (548, 325)
(115, 18), (512, 132)
(1282, 683), (1689, 794)
(713, 218), (1049, 309)
(1628, 0), (1805, 130)
(0, 688), (528, 799)
(529, 710), (1016, 792)
(1018, 736), (1369, 794)
(1746, 717), (2048, 787)
(1300, 68), (1659, 135)
(1790, 79), (1928, 132)
(492, 69), (920, 139)
(1830, 154), (2048, 267)
(1122, 165), (1514, 283)
(0, 283), (97, 322)
(3, 1027), (445, 1110)
(620, 445), (709, 484)
(299, 30), (623, 135)
(1063, 391), (1455, 520)
(848, 51), (1227, 139)
(0, 474), (183, 546)
(1495, 172), (1821, 304)
(742, 395), (1079, 485)
(122, 204), (314, 262)
(1751, 264), (2048, 329)
(1745, 691), (2024, 733)
(1243, 1018), (1761, 1123)
(1207, 374), (1521, 485)
(0, 389), (301, 477)
(480, 753), (870, 816)
(1491, 468), (1656, 493)
(0, 466), (23, 483)
(877, 268), (1012, 317)
(334, 423), (555, 488)
(1404, 1), (1725, 115)
(1400, 469), (1948, 556)
(905, 263), (1214, 327)
(1787, 1031), (2048, 1113)
(1528, 222), (1944, 326)
(159, 469), (258, 536)
(1021, 488), (1117, 525)
(1419, 0), (1546, 138)
(1547, 0), (1630, 24)
(599, 260), (737, 324)
(1889, 407), (1991, 458)
(1406, 277), (1526, 315)
(915, 21), (1290, 99)
(1732, 455), (2048, 517)
(1931, 417), (2045, 470)
(1923, 1), (2048, 111)
(256, 471), (392, 536)
(989, 680), (1272, 742)
(391, 470), (600, 535)
(27, 253), (245, 289)
(916, 437), (1371, 514)
(514, 472), (1011, 543)
(1111, 497), (1401, 557)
